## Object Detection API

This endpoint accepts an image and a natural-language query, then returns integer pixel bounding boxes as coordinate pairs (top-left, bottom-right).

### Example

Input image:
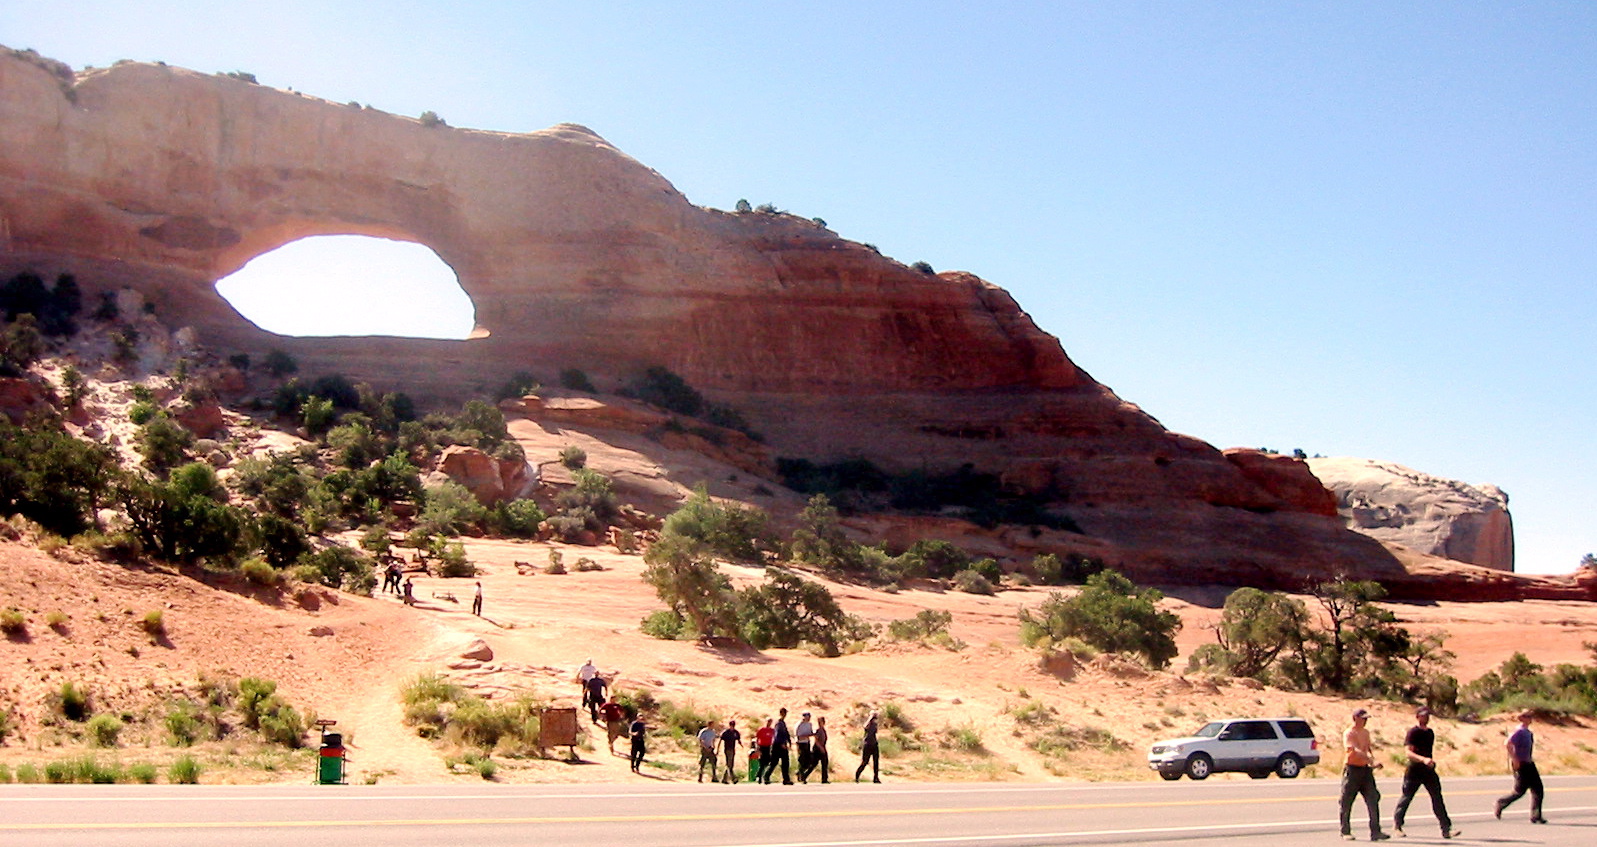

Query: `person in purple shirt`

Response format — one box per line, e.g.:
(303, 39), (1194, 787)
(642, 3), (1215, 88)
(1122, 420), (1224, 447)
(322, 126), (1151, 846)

(1495, 710), (1547, 823)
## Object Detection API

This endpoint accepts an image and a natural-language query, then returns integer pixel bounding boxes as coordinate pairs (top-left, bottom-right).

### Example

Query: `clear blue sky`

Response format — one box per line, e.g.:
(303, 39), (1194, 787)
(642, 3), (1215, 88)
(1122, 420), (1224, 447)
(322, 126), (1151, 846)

(5, 2), (1593, 573)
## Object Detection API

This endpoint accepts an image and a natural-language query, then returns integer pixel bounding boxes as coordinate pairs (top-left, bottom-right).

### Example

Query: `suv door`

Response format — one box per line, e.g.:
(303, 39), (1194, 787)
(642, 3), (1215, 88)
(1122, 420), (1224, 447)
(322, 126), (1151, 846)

(1231, 720), (1280, 770)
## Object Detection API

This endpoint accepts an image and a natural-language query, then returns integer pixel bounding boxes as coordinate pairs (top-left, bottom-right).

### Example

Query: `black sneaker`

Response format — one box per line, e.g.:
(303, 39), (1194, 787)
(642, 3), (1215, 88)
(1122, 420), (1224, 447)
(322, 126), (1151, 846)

(1371, 833), (1392, 842)
(1531, 816), (1548, 824)
(1442, 829), (1461, 839)
(1494, 802), (1504, 819)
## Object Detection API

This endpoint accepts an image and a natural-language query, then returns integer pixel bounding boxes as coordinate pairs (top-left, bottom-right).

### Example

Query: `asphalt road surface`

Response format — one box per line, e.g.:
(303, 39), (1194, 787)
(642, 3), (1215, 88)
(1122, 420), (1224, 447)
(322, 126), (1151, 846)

(2, 774), (1595, 846)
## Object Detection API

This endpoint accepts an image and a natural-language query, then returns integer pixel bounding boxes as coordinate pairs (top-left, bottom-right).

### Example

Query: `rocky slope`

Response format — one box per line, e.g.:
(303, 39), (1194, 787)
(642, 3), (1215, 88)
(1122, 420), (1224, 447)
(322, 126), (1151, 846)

(0, 47), (1582, 600)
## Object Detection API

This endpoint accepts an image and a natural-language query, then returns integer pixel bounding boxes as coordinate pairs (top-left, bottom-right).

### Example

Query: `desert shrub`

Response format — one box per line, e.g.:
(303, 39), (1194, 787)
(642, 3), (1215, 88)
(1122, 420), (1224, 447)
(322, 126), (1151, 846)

(889, 609), (953, 642)
(258, 702), (306, 747)
(326, 420), (385, 468)
(165, 700), (207, 746)
(141, 609), (166, 640)
(434, 542), (476, 578)
(574, 557), (601, 572)
(117, 475), (249, 565)
(168, 755), (202, 784)
(641, 609), (689, 640)
(263, 349), (298, 377)
(630, 366), (703, 417)
(658, 486), (774, 565)
(642, 534), (736, 638)
(899, 539), (971, 580)
(560, 368), (596, 392)
(1018, 570), (1181, 670)
(297, 545), (376, 594)
(300, 396), (336, 436)
(231, 453), (312, 518)
(128, 762), (158, 784)
(419, 110), (446, 127)
(485, 499), (545, 538)
(943, 723), (985, 753)
(256, 514), (311, 569)
(0, 608), (24, 636)
(241, 553), (285, 588)
(86, 713), (123, 747)
(135, 417), (194, 475)
(1031, 553), (1104, 586)
(43, 609), (66, 629)
(0, 417), (121, 538)
(57, 681), (90, 721)
(497, 371), (540, 400)
(559, 445), (587, 470)
(952, 569), (996, 595)
(418, 481), (486, 536)
(15, 763), (41, 783)
(911, 261), (935, 274)
(128, 400), (159, 425)
(0, 314), (45, 374)
(786, 493), (867, 576)
(735, 568), (872, 656)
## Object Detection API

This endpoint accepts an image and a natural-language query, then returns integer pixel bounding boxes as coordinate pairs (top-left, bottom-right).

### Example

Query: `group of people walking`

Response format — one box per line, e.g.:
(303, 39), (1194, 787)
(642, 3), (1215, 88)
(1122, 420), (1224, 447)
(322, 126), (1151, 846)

(691, 706), (882, 785)
(1338, 706), (1546, 841)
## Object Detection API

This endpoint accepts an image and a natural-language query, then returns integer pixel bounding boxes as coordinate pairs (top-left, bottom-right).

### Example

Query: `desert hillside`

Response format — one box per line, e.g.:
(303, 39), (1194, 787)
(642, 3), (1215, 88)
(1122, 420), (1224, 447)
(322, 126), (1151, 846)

(4, 399), (1596, 785)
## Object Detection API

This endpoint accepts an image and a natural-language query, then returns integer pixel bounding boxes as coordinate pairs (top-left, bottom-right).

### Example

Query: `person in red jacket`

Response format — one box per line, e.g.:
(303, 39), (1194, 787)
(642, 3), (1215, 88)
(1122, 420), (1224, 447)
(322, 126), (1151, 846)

(755, 717), (775, 782)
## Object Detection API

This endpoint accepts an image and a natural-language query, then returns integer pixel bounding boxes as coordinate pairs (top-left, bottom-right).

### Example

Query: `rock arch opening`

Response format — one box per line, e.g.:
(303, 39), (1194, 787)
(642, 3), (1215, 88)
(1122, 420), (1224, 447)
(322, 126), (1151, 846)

(215, 234), (478, 339)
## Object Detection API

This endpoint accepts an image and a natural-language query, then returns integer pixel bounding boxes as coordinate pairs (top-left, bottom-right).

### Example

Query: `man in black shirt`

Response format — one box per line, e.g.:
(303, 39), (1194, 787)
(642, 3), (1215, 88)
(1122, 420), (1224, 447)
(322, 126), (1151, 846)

(1393, 706), (1460, 839)
(762, 707), (794, 785)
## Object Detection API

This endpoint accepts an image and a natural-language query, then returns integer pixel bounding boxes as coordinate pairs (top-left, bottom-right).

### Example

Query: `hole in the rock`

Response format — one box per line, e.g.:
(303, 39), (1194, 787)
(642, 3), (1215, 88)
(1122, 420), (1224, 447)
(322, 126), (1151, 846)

(215, 235), (476, 339)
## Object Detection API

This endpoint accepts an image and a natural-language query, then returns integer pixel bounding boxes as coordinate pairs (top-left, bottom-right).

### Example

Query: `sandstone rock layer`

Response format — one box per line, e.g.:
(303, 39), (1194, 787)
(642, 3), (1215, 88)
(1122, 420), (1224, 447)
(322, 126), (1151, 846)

(0, 49), (1572, 600)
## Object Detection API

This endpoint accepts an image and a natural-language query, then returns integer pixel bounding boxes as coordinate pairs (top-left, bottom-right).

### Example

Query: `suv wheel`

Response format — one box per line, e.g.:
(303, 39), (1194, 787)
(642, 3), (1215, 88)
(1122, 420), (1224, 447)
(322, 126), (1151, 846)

(1276, 753), (1303, 779)
(1159, 771), (1181, 781)
(1184, 753), (1213, 780)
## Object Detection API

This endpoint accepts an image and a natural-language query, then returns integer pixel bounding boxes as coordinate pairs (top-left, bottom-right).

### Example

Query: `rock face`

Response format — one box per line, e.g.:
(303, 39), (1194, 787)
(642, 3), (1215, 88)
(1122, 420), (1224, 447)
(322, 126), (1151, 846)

(0, 49), (1574, 599)
(431, 445), (533, 506)
(1306, 457), (1514, 572)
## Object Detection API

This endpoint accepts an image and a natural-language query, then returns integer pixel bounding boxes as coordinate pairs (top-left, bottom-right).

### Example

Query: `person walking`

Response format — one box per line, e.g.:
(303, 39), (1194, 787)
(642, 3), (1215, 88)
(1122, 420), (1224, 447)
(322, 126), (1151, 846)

(697, 721), (720, 782)
(795, 711), (816, 783)
(1393, 706), (1460, 839)
(855, 710), (881, 783)
(584, 673), (609, 724)
(628, 712), (647, 773)
(1339, 707), (1391, 841)
(471, 581), (483, 616)
(754, 717), (774, 782)
(812, 715), (831, 783)
(1495, 710), (1547, 823)
(401, 576), (415, 606)
(762, 707), (793, 785)
(599, 697), (626, 755)
(577, 659), (598, 711)
(720, 719), (743, 784)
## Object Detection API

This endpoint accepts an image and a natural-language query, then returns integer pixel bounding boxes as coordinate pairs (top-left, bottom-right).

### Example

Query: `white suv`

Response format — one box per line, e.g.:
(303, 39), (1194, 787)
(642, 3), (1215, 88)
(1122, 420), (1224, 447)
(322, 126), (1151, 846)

(1147, 717), (1320, 781)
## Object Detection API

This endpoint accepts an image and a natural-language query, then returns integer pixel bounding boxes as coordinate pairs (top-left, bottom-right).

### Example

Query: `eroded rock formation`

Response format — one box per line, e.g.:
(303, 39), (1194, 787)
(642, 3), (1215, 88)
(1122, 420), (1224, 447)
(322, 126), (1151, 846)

(1306, 457), (1515, 571)
(0, 48), (1571, 599)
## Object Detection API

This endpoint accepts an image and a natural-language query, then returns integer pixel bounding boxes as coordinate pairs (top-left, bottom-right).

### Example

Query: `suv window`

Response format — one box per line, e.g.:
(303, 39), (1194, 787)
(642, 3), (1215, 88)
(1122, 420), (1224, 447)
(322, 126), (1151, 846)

(1232, 720), (1278, 740)
(1278, 720), (1315, 739)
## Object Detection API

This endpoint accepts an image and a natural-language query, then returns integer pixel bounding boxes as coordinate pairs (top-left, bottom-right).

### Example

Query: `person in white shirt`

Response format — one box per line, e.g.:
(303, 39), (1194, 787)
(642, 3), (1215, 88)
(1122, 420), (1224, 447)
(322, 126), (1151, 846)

(697, 721), (720, 782)
(795, 712), (816, 783)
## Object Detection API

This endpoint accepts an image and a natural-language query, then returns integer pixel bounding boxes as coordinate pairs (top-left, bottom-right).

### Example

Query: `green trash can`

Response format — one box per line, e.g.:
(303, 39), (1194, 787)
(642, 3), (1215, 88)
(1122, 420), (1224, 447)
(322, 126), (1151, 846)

(318, 732), (346, 785)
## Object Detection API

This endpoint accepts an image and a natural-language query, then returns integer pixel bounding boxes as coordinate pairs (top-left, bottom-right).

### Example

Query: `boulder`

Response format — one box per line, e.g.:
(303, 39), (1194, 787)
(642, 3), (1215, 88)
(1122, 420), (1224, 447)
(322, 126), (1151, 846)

(460, 639), (494, 662)
(433, 445), (531, 506)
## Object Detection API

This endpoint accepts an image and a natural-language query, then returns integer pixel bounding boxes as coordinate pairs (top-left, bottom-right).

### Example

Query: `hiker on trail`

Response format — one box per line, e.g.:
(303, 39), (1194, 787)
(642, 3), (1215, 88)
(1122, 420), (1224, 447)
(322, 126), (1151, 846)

(762, 707), (793, 785)
(599, 697), (627, 755)
(720, 719), (743, 784)
(811, 715), (831, 783)
(795, 711), (816, 783)
(402, 577), (415, 606)
(754, 718), (775, 781)
(384, 561), (402, 595)
(577, 658), (598, 701)
(1393, 706), (1460, 839)
(1495, 710), (1547, 824)
(584, 673), (609, 724)
(471, 581), (483, 616)
(697, 721), (720, 783)
(628, 713), (647, 773)
(855, 709), (880, 783)
(1338, 707), (1391, 842)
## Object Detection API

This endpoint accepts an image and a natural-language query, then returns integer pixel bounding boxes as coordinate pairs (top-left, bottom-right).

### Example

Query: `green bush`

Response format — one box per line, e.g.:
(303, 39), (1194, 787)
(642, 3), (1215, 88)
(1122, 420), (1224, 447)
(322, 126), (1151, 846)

(168, 755), (202, 784)
(630, 366), (703, 417)
(434, 542), (476, 578)
(263, 349), (298, 378)
(658, 486), (774, 564)
(141, 609), (166, 640)
(641, 609), (688, 640)
(560, 368), (596, 392)
(0, 608), (24, 636)
(559, 445), (587, 470)
(14, 763), (41, 784)
(1032, 553), (1105, 586)
(952, 569), (996, 595)
(86, 713), (123, 747)
(888, 609), (953, 642)
(0, 417), (121, 538)
(165, 700), (206, 746)
(497, 371), (539, 400)
(128, 762), (158, 784)
(297, 545), (377, 594)
(128, 400), (159, 425)
(1018, 570), (1181, 670)
(485, 499), (545, 538)
(57, 681), (90, 721)
(418, 481), (486, 536)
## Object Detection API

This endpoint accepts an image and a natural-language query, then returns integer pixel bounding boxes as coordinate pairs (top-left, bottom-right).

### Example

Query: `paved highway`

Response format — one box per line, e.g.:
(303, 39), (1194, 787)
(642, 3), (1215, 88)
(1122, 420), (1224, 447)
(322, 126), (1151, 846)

(2, 775), (1595, 846)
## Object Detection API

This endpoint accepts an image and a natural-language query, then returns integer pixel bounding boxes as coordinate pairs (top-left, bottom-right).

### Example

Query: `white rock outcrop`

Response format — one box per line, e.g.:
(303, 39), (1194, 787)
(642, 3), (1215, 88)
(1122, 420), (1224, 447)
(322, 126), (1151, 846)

(1307, 457), (1514, 571)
